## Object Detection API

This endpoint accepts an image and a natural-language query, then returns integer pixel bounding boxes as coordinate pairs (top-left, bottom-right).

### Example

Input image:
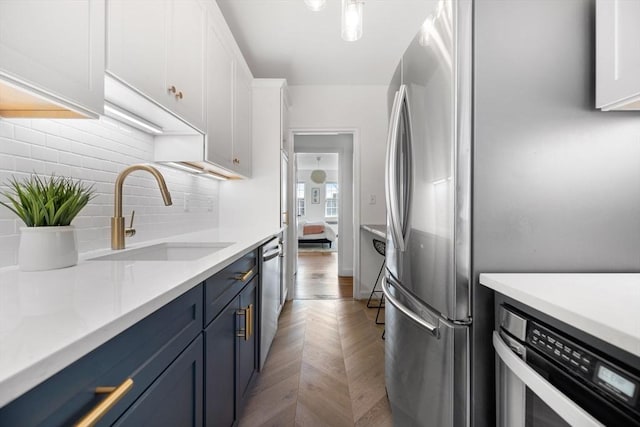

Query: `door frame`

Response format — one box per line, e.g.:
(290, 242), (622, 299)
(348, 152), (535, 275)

(287, 128), (361, 300)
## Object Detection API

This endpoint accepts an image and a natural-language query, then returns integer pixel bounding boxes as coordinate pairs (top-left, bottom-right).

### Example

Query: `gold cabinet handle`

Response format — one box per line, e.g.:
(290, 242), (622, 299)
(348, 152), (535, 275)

(75, 378), (134, 427)
(233, 158), (240, 164)
(247, 303), (253, 339)
(175, 91), (183, 100)
(168, 85), (176, 94)
(236, 307), (249, 341)
(235, 269), (253, 282)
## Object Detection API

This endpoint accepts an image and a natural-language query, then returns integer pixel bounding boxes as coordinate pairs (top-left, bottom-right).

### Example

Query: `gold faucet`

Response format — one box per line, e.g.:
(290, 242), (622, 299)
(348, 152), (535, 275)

(111, 164), (172, 250)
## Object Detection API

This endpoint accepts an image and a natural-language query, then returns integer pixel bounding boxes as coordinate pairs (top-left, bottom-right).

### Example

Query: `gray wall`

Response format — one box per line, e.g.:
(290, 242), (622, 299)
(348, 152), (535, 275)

(473, 0), (640, 425)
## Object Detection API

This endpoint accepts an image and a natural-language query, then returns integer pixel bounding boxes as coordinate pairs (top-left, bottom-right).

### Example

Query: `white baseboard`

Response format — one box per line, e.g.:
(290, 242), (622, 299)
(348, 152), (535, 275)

(338, 268), (353, 277)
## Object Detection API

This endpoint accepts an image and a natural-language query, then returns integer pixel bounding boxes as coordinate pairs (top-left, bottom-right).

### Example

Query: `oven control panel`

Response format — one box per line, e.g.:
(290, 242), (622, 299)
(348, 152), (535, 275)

(526, 323), (640, 410)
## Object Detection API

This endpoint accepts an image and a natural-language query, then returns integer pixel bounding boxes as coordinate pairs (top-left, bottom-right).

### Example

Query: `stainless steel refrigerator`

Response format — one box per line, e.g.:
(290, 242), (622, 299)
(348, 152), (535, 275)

(384, 0), (640, 426)
(383, 0), (472, 425)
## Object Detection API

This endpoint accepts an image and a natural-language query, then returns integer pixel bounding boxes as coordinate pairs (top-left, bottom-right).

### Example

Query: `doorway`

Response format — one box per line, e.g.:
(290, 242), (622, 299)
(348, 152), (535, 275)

(292, 133), (354, 299)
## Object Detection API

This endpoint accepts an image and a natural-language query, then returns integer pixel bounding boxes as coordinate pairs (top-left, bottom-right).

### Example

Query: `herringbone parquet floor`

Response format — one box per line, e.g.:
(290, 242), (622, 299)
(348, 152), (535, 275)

(294, 252), (353, 299)
(238, 254), (390, 427)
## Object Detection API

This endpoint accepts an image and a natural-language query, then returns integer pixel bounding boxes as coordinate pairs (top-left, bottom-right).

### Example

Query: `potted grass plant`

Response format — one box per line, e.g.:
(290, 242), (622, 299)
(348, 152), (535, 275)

(0, 174), (95, 271)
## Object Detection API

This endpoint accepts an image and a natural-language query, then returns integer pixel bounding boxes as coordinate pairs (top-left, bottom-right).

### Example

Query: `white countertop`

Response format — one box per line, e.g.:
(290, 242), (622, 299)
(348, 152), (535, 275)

(361, 224), (386, 239)
(479, 273), (640, 359)
(0, 226), (282, 408)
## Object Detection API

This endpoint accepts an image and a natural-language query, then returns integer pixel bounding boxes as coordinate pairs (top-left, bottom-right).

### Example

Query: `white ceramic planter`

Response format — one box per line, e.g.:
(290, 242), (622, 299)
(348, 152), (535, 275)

(18, 226), (78, 271)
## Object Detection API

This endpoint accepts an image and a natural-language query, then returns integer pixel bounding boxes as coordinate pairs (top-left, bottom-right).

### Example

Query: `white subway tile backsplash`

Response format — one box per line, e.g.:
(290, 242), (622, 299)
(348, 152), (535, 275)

(0, 121), (13, 138)
(0, 220), (16, 235)
(58, 152), (84, 167)
(0, 138), (31, 157)
(31, 119), (61, 136)
(14, 126), (46, 146)
(44, 163), (75, 177)
(45, 134), (72, 151)
(0, 154), (15, 170)
(0, 117), (219, 268)
(31, 145), (59, 163)
(15, 157), (46, 174)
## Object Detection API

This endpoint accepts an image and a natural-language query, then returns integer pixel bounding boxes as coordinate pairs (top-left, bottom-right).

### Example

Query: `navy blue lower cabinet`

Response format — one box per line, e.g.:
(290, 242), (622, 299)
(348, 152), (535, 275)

(0, 284), (203, 427)
(204, 300), (237, 427)
(204, 276), (258, 427)
(113, 335), (204, 427)
(237, 279), (257, 404)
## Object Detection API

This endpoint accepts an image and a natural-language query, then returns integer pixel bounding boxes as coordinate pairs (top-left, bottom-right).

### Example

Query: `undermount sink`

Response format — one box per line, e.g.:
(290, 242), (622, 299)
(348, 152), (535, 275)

(90, 242), (234, 262)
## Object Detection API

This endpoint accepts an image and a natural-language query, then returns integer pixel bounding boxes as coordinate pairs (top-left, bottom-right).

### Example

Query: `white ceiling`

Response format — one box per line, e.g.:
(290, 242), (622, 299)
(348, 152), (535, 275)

(216, 0), (435, 85)
(297, 153), (339, 170)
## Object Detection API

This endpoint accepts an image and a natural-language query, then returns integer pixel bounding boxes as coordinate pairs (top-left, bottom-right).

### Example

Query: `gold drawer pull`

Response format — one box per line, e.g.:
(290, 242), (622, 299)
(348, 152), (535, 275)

(236, 303), (253, 341)
(235, 269), (253, 282)
(237, 307), (248, 340)
(168, 85), (176, 94)
(175, 91), (183, 100)
(247, 303), (253, 339)
(75, 378), (134, 427)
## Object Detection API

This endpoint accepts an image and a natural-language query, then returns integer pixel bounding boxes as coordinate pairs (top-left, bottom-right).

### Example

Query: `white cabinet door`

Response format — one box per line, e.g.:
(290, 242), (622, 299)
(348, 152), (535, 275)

(107, 0), (167, 105)
(596, 0), (640, 109)
(233, 65), (253, 177)
(280, 89), (290, 152)
(0, 0), (104, 116)
(167, 0), (206, 131)
(107, 0), (205, 129)
(206, 24), (235, 171)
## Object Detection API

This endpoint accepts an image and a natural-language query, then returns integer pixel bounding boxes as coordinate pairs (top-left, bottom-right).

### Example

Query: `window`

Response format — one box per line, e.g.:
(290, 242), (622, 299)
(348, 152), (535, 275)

(325, 182), (338, 217)
(296, 182), (305, 217)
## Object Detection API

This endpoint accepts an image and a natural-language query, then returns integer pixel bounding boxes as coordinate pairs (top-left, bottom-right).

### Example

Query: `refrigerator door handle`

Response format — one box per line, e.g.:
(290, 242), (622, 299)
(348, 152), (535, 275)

(385, 89), (405, 252)
(493, 332), (603, 427)
(398, 85), (413, 244)
(382, 277), (439, 336)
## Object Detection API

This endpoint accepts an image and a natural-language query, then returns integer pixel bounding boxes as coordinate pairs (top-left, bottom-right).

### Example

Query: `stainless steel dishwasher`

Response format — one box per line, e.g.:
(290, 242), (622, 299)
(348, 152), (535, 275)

(259, 236), (282, 370)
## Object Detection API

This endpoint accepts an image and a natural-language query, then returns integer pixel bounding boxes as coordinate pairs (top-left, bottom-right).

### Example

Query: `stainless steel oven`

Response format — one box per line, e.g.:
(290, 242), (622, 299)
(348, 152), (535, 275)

(495, 305), (640, 427)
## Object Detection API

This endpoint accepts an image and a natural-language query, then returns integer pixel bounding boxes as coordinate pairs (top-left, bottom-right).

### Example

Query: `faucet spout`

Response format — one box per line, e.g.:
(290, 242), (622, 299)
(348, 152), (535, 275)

(111, 164), (173, 250)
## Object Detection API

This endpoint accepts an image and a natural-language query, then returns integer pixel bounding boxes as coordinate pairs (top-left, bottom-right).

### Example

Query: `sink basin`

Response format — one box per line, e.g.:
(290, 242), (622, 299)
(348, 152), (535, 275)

(90, 242), (234, 261)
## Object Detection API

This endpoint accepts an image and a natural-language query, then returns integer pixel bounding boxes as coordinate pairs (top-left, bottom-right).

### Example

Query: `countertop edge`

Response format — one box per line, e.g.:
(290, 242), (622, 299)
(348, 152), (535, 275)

(361, 224), (386, 240)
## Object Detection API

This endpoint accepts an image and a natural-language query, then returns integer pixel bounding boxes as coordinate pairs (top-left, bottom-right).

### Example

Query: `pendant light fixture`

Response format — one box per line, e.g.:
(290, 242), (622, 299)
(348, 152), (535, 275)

(304, 0), (326, 11)
(310, 156), (327, 184)
(342, 0), (365, 41)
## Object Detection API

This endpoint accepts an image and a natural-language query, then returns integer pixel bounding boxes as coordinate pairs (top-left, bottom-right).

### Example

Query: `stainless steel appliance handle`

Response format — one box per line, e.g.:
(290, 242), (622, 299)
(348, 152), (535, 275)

(398, 85), (413, 246)
(385, 88), (405, 251)
(263, 248), (281, 262)
(382, 278), (439, 336)
(493, 332), (603, 427)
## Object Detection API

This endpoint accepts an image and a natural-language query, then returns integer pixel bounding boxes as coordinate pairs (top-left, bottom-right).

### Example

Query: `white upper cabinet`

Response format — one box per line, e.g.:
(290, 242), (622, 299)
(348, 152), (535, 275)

(206, 24), (235, 172)
(201, 1), (253, 178)
(281, 90), (290, 152)
(154, 0), (253, 179)
(166, 0), (206, 129)
(596, 0), (640, 110)
(233, 64), (253, 177)
(107, 0), (167, 108)
(0, 0), (104, 118)
(107, 0), (206, 130)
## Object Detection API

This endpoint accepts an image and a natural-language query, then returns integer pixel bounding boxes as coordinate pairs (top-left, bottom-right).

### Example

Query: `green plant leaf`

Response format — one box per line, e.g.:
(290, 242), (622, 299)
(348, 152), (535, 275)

(0, 173), (95, 227)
